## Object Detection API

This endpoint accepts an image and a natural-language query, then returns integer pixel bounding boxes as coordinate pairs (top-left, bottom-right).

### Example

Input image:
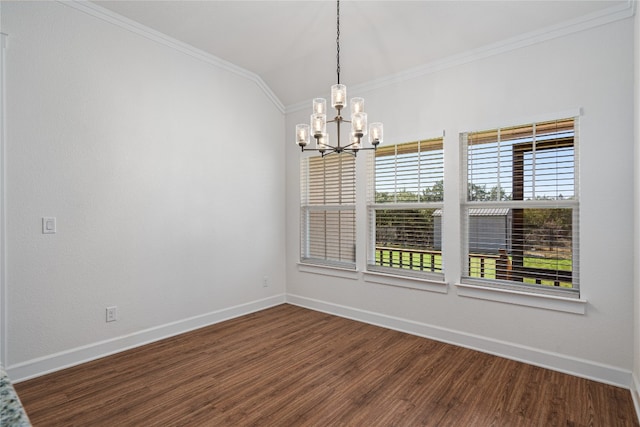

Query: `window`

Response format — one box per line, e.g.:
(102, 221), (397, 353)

(368, 138), (444, 279)
(461, 118), (579, 297)
(300, 154), (356, 269)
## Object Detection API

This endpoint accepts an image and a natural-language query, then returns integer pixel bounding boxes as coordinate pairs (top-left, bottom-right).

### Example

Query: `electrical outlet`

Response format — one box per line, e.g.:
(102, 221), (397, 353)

(262, 276), (269, 287)
(106, 306), (117, 322)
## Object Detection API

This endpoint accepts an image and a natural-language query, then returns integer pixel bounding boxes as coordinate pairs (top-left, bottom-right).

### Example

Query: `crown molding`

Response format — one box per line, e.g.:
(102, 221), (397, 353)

(58, 1), (285, 114)
(285, 0), (635, 115)
(52, 0), (635, 117)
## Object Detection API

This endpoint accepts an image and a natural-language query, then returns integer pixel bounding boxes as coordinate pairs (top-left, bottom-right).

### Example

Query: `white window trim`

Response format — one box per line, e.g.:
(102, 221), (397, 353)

(367, 139), (445, 280)
(455, 282), (587, 314)
(297, 262), (360, 280)
(300, 154), (357, 270)
(364, 270), (448, 294)
(459, 108), (582, 138)
(460, 115), (580, 299)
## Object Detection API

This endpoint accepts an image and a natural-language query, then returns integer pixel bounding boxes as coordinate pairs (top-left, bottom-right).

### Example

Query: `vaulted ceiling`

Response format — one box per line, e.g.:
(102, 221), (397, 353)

(92, 1), (629, 107)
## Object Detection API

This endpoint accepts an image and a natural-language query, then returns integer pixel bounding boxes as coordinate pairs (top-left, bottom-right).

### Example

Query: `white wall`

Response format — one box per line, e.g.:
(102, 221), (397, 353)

(287, 15), (635, 386)
(633, 0), (640, 405)
(2, 1), (286, 379)
(0, 14), (6, 367)
(1, 0), (636, 390)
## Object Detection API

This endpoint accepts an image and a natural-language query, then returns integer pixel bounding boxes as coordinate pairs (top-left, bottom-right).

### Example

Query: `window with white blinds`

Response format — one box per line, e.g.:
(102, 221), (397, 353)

(461, 118), (579, 296)
(368, 139), (444, 278)
(300, 154), (356, 268)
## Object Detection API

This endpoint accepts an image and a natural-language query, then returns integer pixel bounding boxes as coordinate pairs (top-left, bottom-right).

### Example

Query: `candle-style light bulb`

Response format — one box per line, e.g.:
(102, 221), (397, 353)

(296, 124), (310, 147)
(331, 84), (347, 111)
(350, 97), (364, 116)
(351, 133), (361, 150)
(311, 114), (326, 138)
(313, 98), (327, 115)
(317, 133), (329, 152)
(369, 122), (383, 146)
(351, 112), (368, 137)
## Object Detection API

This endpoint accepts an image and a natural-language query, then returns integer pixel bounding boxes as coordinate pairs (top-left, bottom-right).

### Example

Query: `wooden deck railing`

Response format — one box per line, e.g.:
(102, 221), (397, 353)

(509, 266), (572, 287)
(375, 247), (442, 272)
(468, 252), (500, 279)
(375, 247), (571, 286)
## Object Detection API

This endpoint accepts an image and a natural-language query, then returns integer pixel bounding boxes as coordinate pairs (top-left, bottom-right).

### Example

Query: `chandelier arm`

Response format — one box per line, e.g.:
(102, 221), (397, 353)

(303, 146), (375, 152)
(326, 118), (351, 124)
(301, 147), (336, 152)
(301, 145), (376, 155)
(311, 138), (339, 151)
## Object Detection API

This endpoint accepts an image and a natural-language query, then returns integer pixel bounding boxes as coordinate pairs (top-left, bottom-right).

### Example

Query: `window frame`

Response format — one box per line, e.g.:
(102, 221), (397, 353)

(367, 138), (445, 281)
(460, 117), (580, 298)
(300, 153), (357, 270)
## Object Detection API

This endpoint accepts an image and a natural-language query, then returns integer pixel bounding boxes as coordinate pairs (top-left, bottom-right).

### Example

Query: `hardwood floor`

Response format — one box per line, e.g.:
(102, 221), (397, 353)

(15, 304), (639, 426)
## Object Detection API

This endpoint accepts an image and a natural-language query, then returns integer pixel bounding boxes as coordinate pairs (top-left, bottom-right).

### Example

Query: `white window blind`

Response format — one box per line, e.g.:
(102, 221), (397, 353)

(301, 154), (356, 268)
(368, 139), (444, 278)
(462, 118), (579, 296)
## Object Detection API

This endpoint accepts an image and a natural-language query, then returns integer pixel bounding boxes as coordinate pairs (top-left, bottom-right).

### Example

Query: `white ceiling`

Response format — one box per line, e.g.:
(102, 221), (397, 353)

(92, 1), (628, 107)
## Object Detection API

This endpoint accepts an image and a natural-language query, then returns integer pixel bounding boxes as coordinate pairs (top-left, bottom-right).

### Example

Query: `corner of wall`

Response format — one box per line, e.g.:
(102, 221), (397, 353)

(633, 0), (640, 409)
(631, 372), (640, 423)
(0, 31), (6, 367)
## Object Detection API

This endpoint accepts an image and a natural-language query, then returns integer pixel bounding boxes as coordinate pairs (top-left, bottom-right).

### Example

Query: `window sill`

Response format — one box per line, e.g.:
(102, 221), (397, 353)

(455, 282), (587, 314)
(297, 263), (360, 280)
(364, 271), (448, 294)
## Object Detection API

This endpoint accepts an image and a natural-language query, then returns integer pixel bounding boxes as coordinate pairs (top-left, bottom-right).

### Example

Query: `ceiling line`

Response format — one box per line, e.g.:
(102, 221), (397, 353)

(59, 0), (286, 114)
(285, 0), (635, 115)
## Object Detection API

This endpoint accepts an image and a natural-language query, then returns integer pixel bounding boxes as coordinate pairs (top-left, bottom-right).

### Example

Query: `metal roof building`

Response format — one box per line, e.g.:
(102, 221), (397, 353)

(434, 208), (512, 254)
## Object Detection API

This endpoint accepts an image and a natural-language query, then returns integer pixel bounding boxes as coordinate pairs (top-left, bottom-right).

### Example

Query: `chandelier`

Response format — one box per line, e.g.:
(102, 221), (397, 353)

(295, 0), (383, 157)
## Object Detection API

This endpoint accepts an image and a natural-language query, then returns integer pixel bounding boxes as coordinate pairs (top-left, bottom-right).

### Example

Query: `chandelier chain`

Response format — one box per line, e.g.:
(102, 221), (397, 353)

(336, 0), (340, 84)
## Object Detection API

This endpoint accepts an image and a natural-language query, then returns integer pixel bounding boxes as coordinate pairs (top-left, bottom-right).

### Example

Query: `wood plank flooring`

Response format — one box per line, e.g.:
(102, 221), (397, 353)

(14, 304), (639, 426)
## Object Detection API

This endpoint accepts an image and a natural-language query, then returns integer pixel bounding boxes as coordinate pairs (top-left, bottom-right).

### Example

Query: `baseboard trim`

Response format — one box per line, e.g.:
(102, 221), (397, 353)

(631, 373), (640, 423)
(286, 294), (632, 389)
(9, 292), (633, 391)
(9, 294), (286, 382)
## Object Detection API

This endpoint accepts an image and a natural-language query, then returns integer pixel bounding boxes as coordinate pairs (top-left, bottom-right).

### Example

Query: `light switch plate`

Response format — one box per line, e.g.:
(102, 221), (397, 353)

(42, 217), (56, 234)
(106, 306), (117, 322)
